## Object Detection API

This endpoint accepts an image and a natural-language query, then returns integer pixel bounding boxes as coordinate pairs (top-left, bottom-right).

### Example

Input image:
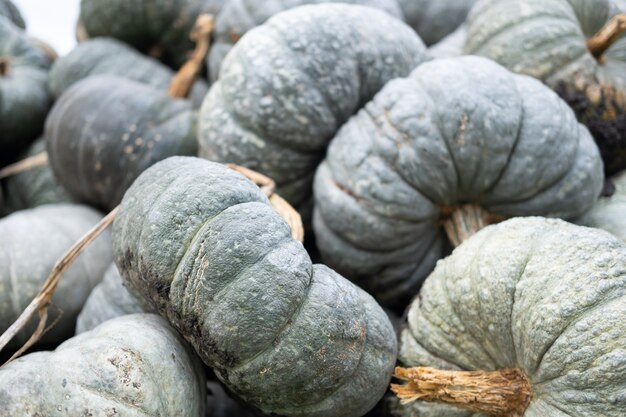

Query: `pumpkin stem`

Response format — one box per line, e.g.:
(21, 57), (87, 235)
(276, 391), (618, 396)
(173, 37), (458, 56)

(442, 204), (494, 247)
(587, 14), (626, 62)
(0, 57), (10, 76)
(168, 14), (214, 99)
(0, 152), (48, 179)
(391, 366), (532, 417)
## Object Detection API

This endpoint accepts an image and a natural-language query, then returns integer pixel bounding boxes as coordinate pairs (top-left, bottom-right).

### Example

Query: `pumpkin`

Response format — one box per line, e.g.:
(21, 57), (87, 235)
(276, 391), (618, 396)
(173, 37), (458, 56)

(49, 38), (209, 108)
(76, 264), (147, 334)
(0, 314), (206, 416)
(45, 75), (198, 211)
(0, 204), (112, 349)
(0, 16), (52, 166)
(113, 156), (397, 417)
(0, 0), (24, 29)
(396, 0), (476, 45)
(578, 170), (626, 242)
(2, 138), (73, 215)
(207, 0), (404, 81)
(392, 217), (626, 416)
(199, 4), (429, 211)
(79, 0), (226, 69)
(429, 25), (467, 59)
(313, 56), (604, 308)
(465, 0), (626, 175)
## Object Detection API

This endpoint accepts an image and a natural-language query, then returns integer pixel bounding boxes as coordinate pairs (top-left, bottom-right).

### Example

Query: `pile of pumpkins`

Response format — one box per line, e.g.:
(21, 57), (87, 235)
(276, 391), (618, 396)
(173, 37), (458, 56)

(0, 0), (625, 416)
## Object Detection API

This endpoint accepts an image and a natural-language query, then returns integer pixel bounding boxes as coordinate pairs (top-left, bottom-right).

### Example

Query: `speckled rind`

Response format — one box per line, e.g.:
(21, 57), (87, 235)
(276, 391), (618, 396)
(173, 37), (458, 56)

(0, 204), (112, 349)
(0, 0), (24, 28)
(0, 314), (206, 417)
(397, 217), (626, 416)
(49, 38), (209, 107)
(199, 4), (430, 208)
(578, 170), (626, 241)
(45, 75), (198, 211)
(313, 56), (604, 308)
(396, 0), (476, 45)
(112, 156), (397, 417)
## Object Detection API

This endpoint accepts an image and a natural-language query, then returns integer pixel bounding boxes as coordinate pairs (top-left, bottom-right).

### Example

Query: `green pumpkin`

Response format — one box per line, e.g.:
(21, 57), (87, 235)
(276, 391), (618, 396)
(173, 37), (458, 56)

(395, 217), (626, 416)
(199, 4), (429, 210)
(465, 0), (626, 175)
(0, 0), (24, 28)
(313, 56), (604, 308)
(49, 38), (209, 108)
(79, 0), (226, 69)
(0, 16), (52, 165)
(113, 156), (397, 417)
(0, 314), (206, 416)
(208, 0), (404, 81)
(396, 0), (476, 45)
(0, 204), (112, 349)
(45, 75), (198, 211)
(578, 170), (626, 242)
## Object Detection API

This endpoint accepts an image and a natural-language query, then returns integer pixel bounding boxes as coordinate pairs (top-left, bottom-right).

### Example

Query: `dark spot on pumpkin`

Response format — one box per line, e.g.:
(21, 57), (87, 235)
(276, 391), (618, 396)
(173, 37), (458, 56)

(62, 378), (67, 387)
(0, 57), (10, 76)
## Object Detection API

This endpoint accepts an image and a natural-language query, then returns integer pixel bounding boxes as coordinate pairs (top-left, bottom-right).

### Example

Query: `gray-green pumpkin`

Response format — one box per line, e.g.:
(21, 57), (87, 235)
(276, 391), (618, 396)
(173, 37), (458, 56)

(0, 204), (112, 349)
(396, 0), (476, 45)
(465, 0), (626, 175)
(199, 4), (430, 211)
(429, 25), (467, 59)
(578, 170), (626, 242)
(394, 217), (626, 416)
(113, 156), (397, 417)
(313, 56), (604, 309)
(79, 0), (226, 69)
(49, 38), (209, 108)
(0, 16), (52, 165)
(46, 75), (198, 211)
(76, 264), (147, 334)
(0, 314), (206, 416)
(0, 0), (24, 28)
(207, 0), (404, 81)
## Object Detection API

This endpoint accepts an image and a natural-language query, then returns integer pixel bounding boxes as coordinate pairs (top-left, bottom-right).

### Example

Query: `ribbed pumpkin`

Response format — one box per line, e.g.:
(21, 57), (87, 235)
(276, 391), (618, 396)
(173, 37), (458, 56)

(199, 4), (429, 211)
(0, 204), (112, 349)
(393, 217), (626, 417)
(578, 170), (626, 242)
(465, 0), (626, 175)
(0, 314), (206, 417)
(0, 0), (24, 28)
(396, 0), (476, 45)
(313, 56), (604, 308)
(113, 156), (397, 417)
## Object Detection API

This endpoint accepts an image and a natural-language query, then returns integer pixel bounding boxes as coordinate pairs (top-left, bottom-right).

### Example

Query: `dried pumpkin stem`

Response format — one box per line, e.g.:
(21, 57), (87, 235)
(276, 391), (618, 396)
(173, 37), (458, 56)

(442, 204), (492, 247)
(391, 366), (532, 417)
(0, 56), (10, 76)
(0, 152), (48, 179)
(168, 14), (214, 99)
(0, 207), (119, 364)
(587, 14), (626, 61)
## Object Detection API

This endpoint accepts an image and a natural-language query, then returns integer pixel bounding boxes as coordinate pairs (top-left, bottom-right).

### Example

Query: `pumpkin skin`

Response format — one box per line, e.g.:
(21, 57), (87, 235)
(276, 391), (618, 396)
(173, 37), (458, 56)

(0, 0), (24, 29)
(49, 38), (209, 107)
(207, 0), (404, 81)
(0, 16), (52, 165)
(113, 156), (397, 417)
(0, 314), (206, 416)
(199, 4), (429, 209)
(465, 0), (626, 175)
(313, 56), (604, 308)
(396, 0), (476, 45)
(46, 75), (198, 211)
(429, 25), (467, 59)
(0, 204), (112, 349)
(396, 217), (626, 416)
(79, 0), (226, 69)
(578, 170), (626, 242)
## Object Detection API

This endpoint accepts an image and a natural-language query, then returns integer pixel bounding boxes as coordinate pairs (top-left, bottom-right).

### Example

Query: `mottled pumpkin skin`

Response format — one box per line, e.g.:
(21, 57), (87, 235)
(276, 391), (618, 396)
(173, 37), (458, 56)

(0, 204), (112, 349)
(113, 157), (397, 417)
(0, 17), (52, 165)
(396, 0), (476, 45)
(314, 56), (604, 308)
(396, 218), (626, 416)
(49, 38), (208, 107)
(80, 0), (226, 69)
(76, 264), (147, 334)
(207, 0), (404, 81)
(466, 0), (626, 175)
(0, 314), (206, 417)
(0, 0), (24, 28)
(46, 75), (198, 211)
(578, 170), (626, 242)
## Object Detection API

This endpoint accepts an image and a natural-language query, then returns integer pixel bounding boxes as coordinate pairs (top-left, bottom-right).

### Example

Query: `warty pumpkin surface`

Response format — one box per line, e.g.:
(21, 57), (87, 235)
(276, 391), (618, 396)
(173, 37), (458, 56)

(313, 56), (604, 308)
(578, 170), (626, 242)
(46, 75), (198, 211)
(0, 314), (207, 416)
(465, 0), (626, 175)
(112, 156), (397, 417)
(198, 4), (430, 209)
(0, 204), (112, 349)
(0, 0), (24, 29)
(394, 217), (626, 416)
(396, 0), (476, 45)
